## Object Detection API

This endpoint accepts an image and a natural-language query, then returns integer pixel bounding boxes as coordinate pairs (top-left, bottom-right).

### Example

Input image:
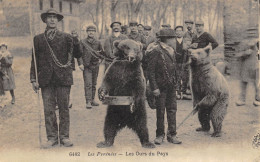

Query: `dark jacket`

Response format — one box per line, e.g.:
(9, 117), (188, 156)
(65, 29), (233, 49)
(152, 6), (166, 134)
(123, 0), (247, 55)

(103, 34), (128, 59)
(30, 30), (81, 87)
(147, 42), (177, 91)
(192, 32), (218, 49)
(78, 37), (103, 67)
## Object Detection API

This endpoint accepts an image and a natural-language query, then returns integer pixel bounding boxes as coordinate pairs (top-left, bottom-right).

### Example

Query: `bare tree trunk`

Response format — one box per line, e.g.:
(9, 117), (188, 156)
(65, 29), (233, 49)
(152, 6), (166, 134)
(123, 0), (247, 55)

(193, 0), (197, 23)
(100, 0), (104, 39)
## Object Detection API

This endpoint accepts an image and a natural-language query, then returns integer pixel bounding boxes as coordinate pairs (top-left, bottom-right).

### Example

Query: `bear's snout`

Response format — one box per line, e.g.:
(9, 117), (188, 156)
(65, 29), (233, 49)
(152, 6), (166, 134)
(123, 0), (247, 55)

(128, 52), (136, 62)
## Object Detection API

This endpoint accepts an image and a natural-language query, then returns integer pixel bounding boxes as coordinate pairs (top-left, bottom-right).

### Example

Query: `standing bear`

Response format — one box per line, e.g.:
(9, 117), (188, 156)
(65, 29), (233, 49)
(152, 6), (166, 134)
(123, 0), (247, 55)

(97, 39), (155, 148)
(189, 46), (229, 137)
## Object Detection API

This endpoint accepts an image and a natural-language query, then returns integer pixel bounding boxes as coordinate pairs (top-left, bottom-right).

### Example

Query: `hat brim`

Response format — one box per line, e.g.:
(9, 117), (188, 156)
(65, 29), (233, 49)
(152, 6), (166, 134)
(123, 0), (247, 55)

(41, 13), (64, 23)
(110, 22), (122, 28)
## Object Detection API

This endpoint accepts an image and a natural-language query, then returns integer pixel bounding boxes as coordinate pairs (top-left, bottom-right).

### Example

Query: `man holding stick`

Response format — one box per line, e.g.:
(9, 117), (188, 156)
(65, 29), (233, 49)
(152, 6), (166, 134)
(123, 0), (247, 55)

(30, 9), (81, 148)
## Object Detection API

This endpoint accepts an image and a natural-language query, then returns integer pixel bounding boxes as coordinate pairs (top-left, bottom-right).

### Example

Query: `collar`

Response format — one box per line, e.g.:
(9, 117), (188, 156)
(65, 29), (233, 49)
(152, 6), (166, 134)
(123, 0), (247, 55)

(86, 37), (96, 44)
(160, 42), (174, 56)
(45, 27), (57, 40)
(196, 31), (205, 38)
(112, 32), (121, 38)
(176, 37), (183, 44)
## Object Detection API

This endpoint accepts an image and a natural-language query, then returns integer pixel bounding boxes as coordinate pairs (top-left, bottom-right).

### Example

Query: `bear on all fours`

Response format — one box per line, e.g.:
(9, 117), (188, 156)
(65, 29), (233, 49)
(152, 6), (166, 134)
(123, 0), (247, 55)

(189, 46), (229, 137)
(97, 39), (155, 148)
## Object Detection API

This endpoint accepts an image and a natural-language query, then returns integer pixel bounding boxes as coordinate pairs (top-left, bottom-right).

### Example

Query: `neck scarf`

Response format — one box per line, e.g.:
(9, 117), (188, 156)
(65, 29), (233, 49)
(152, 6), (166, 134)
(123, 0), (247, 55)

(45, 27), (57, 40)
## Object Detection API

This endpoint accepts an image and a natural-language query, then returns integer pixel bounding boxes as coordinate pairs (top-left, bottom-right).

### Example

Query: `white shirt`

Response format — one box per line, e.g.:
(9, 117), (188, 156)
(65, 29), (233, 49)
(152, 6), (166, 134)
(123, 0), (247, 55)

(176, 37), (183, 44)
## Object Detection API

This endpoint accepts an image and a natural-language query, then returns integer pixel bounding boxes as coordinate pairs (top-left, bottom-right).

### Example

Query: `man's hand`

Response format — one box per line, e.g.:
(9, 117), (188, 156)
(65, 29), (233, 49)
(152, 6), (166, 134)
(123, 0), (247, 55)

(190, 43), (198, 49)
(79, 65), (84, 71)
(32, 82), (39, 93)
(153, 89), (160, 97)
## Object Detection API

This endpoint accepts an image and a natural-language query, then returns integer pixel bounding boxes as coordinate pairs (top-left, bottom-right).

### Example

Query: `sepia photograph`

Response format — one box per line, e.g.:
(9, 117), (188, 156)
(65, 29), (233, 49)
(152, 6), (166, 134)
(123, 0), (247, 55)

(0, 0), (259, 161)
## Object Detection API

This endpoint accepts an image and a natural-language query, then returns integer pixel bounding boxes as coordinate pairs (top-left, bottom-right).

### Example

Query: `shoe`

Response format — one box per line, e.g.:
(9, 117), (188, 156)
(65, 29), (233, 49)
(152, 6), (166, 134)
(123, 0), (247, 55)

(91, 100), (99, 106)
(68, 103), (72, 108)
(154, 136), (164, 145)
(253, 100), (260, 106)
(236, 100), (246, 106)
(86, 102), (92, 109)
(60, 139), (73, 147)
(182, 94), (192, 100)
(42, 140), (58, 149)
(196, 127), (210, 132)
(11, 97), (15, 104)
(167, 135), (182, 144)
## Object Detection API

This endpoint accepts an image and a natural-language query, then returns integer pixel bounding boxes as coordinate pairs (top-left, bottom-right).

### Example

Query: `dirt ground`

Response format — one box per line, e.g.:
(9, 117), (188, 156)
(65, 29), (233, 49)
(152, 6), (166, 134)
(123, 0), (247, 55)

(0, 57), (259, 162)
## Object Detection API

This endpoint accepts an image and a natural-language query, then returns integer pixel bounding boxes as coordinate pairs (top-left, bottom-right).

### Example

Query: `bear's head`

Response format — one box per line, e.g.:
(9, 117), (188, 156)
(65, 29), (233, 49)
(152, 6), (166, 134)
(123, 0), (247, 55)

(113, 39), (143, 62)
(188, 45), (212, 66)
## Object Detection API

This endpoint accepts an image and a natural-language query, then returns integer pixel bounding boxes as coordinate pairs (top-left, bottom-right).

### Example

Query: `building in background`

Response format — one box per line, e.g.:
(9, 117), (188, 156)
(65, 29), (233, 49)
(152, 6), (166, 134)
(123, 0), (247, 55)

(0, 0), (84, 36)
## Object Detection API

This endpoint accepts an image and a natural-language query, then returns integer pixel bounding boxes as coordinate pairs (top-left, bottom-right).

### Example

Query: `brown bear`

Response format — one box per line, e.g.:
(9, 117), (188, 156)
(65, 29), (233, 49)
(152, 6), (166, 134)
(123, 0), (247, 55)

(189, 46), (229, 137)
(97, 39), (155, 148)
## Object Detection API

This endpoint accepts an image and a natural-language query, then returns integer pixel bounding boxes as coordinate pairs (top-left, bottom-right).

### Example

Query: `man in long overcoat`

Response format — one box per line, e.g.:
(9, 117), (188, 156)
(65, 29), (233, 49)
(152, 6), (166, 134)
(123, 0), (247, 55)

(147, 29), (182, 145)
(30, 9), (81, 148)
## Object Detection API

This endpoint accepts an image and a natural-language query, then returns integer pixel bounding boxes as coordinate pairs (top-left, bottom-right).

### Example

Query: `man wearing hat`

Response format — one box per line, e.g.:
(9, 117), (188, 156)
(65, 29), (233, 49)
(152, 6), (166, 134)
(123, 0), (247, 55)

(128, 21), (147, 50)
(77, 25), (104, 109)
(190, 20), (218, 50)
(236, 27), (260, 106)
(30, 8), (81, 148)
(183, 20), (196, 44)
(161, 24), (171, 29)
(147, 28), (182, 145)
(138, 24), (144, 35)
(143, 26), (156, 47)
(104, 21), (128, 70)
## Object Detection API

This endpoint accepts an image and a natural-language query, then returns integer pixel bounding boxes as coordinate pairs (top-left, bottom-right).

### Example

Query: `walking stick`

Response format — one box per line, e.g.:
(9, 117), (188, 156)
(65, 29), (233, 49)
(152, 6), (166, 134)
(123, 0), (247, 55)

(28, 0), (42, 148)
(177, 105), (198, 130)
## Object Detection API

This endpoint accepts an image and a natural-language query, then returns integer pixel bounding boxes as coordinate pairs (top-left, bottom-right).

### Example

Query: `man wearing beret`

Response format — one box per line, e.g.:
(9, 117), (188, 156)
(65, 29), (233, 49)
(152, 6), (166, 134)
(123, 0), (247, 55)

(147, 29), (182, 145)
(78, 25), (104, 109)
(183, 20), (196, 44)
(104, 21), (128, 70)
(143, 26), (156, 47)
(121, 25), (129, 35)
(30, 9), (81, 148)
(190, 20), (218, 50)
(128, 21), (147, 50)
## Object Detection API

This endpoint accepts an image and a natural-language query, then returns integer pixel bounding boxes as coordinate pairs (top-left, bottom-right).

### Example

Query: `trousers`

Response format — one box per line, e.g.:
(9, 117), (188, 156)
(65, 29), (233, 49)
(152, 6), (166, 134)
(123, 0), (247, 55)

(155, 84), (177, 137)
(83, 65), (99, 102)
(41, 84), (71, 141)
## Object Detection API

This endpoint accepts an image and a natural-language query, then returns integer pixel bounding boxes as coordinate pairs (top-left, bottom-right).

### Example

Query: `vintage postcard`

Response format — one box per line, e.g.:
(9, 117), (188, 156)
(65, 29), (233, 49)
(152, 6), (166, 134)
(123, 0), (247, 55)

(0, 0), (259, 161)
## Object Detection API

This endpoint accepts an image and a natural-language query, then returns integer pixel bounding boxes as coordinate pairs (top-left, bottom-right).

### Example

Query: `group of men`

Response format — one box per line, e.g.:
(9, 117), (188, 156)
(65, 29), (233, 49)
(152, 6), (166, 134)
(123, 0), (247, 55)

(30, 8), (219, 148)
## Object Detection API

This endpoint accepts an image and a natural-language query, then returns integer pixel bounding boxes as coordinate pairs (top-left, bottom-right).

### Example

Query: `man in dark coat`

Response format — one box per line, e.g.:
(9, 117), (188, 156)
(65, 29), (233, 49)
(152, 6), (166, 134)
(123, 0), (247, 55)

(78, 25), (103, 109)
(183, 20), (196, 44)
(30, 9), (81, 148)
(147, 29), (182, 145)
(191, 20), (218, 50)
(143, 26), (156, 47)
(128, 21), (147, 50)
(138, 23), (144, 35)
(104, 21), (128, 70)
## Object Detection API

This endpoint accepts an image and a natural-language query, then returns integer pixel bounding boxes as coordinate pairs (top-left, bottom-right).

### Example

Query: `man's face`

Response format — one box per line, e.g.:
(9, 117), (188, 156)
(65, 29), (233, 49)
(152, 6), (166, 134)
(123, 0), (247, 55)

(144, 30), (149, 36)
(130, 25), (138, 33)
(0, 46), (7, 53)
(195, 25), (204, 33)
(138, 25), (144, 33)
(175, 28), (183, 38)
(165, 37), (176, 48)
(186, 23), (193, 31)
(87, 30), (96, 38)
(46, 14), (58, 28)
(112, 23), (121, 32)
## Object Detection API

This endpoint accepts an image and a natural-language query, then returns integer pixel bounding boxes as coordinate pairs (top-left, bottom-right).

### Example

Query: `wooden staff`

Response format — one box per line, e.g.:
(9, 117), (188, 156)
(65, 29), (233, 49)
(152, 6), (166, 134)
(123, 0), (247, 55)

(28, 0), (42, 148)
(177, 105), (198, 130)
